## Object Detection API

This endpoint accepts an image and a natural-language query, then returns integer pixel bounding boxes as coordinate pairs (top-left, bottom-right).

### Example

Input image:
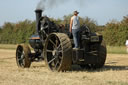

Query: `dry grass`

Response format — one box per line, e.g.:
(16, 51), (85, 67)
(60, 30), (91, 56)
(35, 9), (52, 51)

(0, 44), (17, 50)
(0, 49), (128, 85)
(107, 46), (127, 54)
(0, 44), (127, 54)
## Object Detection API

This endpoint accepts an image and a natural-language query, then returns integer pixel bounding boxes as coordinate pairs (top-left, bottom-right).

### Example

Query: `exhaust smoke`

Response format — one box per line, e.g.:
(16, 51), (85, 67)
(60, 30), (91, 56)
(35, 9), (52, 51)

(36, 0), (87, 10)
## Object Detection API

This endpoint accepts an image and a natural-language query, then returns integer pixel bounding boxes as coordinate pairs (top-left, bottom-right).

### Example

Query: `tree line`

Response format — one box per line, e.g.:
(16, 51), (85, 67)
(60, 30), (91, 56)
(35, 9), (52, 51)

(103, 16), (128, 46)
(0, 15), (128, 46)
(0, 20), (36, 44)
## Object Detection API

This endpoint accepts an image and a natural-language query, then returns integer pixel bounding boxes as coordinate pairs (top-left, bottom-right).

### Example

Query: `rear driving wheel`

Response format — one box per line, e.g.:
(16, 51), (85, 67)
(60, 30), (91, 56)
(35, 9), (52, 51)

(43, 33), (72, 71)
(92, 40), (107, 68)
(16, 44), (31, 68)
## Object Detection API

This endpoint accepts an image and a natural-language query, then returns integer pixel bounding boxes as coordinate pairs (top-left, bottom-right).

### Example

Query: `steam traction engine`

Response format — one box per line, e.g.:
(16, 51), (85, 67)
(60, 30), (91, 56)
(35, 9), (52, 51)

(16, 9), (107, 71)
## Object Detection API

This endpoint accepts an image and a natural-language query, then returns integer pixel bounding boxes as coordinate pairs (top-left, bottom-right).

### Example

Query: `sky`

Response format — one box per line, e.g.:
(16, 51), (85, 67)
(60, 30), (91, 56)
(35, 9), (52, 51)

(0, 0), (128, 26)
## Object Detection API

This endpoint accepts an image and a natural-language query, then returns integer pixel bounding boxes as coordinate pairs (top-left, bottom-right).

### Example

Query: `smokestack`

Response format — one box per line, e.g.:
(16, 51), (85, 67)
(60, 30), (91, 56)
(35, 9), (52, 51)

(35, 9), (43, 33)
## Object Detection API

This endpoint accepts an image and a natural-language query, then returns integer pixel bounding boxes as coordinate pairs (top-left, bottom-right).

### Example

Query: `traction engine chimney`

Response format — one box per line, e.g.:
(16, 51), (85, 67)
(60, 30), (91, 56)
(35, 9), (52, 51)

(35, 9), (42, 33)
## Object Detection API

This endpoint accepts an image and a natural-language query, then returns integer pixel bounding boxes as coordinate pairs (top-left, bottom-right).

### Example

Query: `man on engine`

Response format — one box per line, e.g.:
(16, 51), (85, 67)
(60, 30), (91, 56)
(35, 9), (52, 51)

(70, 11), (80, 49)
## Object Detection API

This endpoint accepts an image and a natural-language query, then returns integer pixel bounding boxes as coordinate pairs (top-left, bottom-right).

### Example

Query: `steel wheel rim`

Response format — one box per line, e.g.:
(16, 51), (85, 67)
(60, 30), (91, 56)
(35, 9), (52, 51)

(45, 34), (63, 70)
(16, 46), (25, 67)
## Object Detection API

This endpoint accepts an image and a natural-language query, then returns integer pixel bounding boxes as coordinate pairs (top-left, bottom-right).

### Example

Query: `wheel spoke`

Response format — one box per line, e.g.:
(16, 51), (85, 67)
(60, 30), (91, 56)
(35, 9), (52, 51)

(58, 56), (62, 60)
(56, 40), (58, 47)
(18, 58), (23, 61)
(18, 51), (25, 61)
(55, 36), (59, 47)
(57, 44), (61, 49)
(46, 50), (53, 53)
(45, 25), (49, 28)
(48, 57), (56, 64)
(17, 50), (22, 54)
(49, 39), (56, 47)
(21, 62), (25, 67)
(58, 50), (62, 53)
(55, 61), (59, 69)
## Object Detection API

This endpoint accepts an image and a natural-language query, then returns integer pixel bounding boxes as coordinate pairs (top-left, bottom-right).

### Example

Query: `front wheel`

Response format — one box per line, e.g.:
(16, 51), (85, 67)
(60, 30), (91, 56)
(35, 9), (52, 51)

(16, 44), (31, 68)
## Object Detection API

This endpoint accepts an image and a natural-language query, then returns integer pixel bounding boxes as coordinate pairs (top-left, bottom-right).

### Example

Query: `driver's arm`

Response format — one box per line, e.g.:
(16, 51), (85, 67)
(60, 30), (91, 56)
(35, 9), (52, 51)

(70, 17), (73, 33)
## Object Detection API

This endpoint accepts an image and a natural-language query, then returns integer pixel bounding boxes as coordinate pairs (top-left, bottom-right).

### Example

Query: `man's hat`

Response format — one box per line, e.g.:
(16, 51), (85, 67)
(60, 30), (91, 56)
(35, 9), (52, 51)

(74, 11), (79, 15)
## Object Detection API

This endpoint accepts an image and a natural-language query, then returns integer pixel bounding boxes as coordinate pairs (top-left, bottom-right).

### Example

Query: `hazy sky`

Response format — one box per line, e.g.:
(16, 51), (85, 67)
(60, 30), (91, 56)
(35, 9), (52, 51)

(0, 0), (128, 26)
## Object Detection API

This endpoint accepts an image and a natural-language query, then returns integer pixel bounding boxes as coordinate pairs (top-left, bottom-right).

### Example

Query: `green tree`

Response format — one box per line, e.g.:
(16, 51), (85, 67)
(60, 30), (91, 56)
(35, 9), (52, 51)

(103, 15), (128, 46)
(0, 20), (36, 44)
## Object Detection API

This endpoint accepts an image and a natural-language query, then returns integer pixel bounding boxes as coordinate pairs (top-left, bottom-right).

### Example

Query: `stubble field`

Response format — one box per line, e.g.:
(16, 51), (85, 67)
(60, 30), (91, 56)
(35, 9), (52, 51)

(0, 49), (128, 85)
